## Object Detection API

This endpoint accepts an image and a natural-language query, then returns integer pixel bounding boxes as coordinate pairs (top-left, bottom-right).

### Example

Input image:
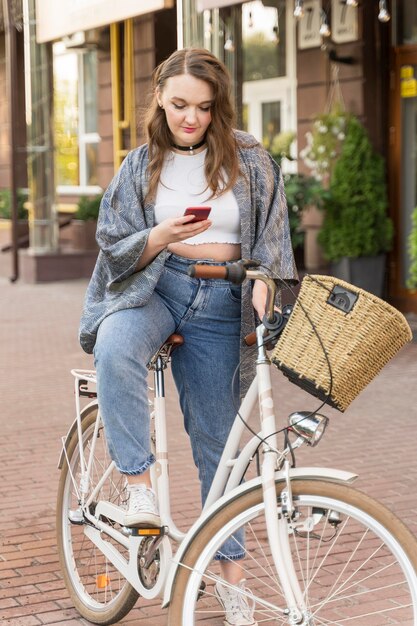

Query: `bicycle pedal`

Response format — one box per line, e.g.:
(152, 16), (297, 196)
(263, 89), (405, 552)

(130, 526), (166, 537)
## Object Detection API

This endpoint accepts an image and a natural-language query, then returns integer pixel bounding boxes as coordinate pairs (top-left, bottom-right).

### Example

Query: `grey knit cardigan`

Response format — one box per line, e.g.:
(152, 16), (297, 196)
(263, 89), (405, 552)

(79, 130), (298, 394)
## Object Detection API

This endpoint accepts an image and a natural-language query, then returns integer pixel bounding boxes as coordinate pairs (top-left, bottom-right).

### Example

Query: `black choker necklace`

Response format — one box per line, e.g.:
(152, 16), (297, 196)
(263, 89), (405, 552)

(171, 138), (206, 155)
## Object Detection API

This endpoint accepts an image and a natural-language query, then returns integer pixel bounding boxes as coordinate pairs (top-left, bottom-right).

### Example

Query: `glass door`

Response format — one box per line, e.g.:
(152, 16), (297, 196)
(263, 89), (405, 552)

(199, 0), (296, 167)
(241, 0), (297, 171)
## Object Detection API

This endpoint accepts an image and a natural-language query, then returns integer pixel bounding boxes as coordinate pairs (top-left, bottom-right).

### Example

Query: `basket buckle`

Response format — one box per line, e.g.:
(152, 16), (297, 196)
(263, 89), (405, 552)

(327, 285), (358, 313)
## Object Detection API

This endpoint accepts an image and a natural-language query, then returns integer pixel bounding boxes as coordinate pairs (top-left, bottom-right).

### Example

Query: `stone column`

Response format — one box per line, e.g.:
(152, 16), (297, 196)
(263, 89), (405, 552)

(23, 0), (58, 254)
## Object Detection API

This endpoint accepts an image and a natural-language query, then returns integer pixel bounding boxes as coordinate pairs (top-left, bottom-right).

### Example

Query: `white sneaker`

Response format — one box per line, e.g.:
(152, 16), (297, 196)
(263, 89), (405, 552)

(214, 579), (258, 626)
(123, 484), (160, 527)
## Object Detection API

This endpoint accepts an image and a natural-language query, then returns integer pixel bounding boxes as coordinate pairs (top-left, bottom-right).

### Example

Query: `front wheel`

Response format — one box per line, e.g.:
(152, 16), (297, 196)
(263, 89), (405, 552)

(168, 479), (417, 625)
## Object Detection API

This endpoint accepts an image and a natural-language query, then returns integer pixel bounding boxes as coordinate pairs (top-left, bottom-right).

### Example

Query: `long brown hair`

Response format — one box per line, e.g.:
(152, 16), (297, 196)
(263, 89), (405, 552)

(145, 48), (239, 201)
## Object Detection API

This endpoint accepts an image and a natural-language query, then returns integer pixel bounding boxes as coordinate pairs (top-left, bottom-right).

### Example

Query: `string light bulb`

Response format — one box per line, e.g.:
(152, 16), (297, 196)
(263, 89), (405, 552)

(204, 15), (212, 39)
(273, 7), (280, 44)
(293, 0), (304, 19)
(224, 37), (235, 52)
(346, 0), (358, 7)
(378, 0), (391, 22)
(273, 24), (280, 43)
(319, 10), (331, 37)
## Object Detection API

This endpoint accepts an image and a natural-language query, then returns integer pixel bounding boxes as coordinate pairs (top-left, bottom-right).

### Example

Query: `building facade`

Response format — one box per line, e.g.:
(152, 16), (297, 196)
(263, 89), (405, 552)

(0, 0), (416, 313)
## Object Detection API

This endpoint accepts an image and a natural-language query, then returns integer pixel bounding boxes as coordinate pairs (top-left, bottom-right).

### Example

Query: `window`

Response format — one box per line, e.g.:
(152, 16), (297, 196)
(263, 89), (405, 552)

(242, 0), (286, 81)
(53, 45), (101, 193)
(399, 0), (417, 45)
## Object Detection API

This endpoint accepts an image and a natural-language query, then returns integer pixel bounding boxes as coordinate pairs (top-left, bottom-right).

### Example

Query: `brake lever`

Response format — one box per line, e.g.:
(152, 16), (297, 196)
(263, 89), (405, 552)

(262, 304), (294, 350)
(244, 304), (293, 347)
(239, 258), (261, 269)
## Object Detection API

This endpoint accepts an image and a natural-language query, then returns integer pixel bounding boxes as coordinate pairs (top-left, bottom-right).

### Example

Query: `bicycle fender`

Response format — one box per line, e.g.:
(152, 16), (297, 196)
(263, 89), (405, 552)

(162, 466), (358, 608)
(57, 401), (98, 469)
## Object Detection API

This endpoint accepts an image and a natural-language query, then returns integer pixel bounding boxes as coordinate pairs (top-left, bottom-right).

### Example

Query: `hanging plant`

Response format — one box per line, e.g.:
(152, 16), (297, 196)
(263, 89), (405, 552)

(299, 107), (348, 182)
(300, 65), (348, 182)
(406, 206), (417, 290)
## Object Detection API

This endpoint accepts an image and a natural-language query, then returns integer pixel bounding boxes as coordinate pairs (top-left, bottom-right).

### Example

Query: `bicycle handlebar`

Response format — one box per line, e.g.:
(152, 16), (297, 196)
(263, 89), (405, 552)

(188, 260), (282, 330)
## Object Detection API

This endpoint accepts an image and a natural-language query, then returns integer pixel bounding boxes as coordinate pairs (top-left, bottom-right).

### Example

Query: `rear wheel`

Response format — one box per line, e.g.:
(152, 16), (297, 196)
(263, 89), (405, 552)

(56, 406), (139, 624)
(168, 479), (417, 625)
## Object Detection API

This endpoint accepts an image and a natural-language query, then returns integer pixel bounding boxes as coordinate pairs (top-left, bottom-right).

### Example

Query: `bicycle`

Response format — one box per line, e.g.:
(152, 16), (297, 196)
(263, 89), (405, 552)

(56, 260), (417, 625)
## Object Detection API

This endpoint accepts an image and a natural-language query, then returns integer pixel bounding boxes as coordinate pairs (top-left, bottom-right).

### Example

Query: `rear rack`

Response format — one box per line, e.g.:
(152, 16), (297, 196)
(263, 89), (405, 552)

(71, 369), (97, 399)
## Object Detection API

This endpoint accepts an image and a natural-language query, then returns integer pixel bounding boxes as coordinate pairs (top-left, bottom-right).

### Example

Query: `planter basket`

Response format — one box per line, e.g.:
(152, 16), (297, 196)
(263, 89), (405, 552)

(271, 274), (412, 412)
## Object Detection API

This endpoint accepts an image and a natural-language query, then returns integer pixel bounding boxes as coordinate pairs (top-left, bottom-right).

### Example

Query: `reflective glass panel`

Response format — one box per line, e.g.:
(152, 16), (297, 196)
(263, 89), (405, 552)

(262, 101), (281, 146)
(85, 143), (99, 187)
(83, 52), (98, 134)
(242, 103), (249, 132)
(54, 52), (79, 186)
(401, 67), (417, 287)
(400, 0), (417, 44)
(242, 0), (286, 81)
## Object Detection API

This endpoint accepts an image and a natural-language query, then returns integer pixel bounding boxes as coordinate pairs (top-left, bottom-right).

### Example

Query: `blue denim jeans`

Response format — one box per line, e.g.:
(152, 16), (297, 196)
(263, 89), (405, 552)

(94, 252), (244, 559)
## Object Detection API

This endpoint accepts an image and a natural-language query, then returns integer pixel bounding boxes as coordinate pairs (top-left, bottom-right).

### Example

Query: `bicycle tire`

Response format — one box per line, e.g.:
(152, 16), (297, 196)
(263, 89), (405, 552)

(168, 478), (417, 625)
(56, 406), (139, 625)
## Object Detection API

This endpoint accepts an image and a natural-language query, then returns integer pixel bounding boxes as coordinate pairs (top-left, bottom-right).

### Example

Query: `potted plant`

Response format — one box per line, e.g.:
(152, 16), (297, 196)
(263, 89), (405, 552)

(0, 189), (28, 220)
(406, 206), (417, 291)
(317, 115), (393, 297)
(69, 194), (102, 251)
(283, 173), (327, 270)
(0, 189), (29, 250)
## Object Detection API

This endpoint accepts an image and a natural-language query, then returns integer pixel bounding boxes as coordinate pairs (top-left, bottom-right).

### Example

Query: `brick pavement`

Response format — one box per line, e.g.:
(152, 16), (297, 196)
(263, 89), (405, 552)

(0, 274), (417, 626)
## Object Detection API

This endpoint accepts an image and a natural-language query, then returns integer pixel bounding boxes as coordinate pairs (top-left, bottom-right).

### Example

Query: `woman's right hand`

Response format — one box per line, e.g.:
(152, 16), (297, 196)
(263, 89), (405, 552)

(135, 215), (211, 271)
(151, 214), (211, 247)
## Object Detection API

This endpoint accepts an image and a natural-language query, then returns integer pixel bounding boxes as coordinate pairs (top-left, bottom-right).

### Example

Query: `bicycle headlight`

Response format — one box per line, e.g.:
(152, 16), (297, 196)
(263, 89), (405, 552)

(288, 411), (329, 446)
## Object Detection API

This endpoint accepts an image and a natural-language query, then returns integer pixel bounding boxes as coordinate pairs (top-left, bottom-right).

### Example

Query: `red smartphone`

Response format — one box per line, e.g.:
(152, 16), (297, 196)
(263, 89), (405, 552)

(184, 207), (211, 223)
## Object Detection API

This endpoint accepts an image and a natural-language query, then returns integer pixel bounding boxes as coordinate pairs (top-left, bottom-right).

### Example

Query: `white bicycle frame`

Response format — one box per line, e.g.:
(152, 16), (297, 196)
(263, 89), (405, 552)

(60, 321), (357, 615)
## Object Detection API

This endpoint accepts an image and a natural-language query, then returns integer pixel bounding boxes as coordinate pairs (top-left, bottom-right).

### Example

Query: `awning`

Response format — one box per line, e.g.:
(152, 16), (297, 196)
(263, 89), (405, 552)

(35, 0), (173, 43)
(196, 0), (243, 12)
(197, 0), (281, 11)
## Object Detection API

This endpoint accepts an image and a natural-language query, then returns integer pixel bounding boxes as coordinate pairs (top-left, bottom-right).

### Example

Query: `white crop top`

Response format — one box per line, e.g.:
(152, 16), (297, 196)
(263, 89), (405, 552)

(154, 149), (241, 245)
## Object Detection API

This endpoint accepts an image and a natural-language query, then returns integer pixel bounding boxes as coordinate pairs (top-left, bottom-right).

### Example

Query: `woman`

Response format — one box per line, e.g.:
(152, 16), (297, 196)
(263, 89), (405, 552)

(80, 47), (297, 626)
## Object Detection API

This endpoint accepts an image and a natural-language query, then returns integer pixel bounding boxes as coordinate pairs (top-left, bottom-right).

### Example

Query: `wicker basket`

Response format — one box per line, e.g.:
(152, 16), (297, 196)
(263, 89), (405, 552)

(271, 274), (413, 412)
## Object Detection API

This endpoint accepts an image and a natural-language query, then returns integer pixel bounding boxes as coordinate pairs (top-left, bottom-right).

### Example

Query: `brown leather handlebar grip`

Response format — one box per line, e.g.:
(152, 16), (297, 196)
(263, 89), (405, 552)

(188, 265), (228, 279)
